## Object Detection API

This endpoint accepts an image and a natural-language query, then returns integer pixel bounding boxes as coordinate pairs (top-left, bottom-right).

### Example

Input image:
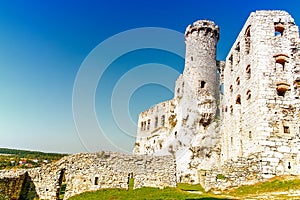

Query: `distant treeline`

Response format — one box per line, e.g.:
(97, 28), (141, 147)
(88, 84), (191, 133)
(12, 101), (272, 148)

(0, 148), (69, 170)
(0, 148), (68, 157)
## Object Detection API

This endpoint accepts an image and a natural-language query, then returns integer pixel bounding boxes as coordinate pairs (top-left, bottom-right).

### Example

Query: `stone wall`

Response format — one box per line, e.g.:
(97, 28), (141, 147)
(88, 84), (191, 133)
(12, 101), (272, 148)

(203, 153), (263, 191)
(0, 170), (38, 200)
(221, 10), (300, 180)
(134, 9), (300, 191)
(134, 20), (221, 183)
(0, 152), (176, 200)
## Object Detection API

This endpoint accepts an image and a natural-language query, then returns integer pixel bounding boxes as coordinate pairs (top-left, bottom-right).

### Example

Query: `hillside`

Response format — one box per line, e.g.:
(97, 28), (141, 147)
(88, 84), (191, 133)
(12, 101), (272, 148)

(0, 148), (68, 170)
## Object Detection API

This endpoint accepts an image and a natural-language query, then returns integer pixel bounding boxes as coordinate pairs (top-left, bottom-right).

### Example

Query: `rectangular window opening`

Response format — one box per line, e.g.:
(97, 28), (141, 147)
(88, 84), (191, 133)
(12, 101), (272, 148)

(284, 126), (290, 134)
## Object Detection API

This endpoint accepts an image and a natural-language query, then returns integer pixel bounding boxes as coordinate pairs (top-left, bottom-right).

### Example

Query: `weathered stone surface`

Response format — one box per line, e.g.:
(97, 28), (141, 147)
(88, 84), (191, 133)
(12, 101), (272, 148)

(134, 10), (300, 191)
(0, 152), (176, 199)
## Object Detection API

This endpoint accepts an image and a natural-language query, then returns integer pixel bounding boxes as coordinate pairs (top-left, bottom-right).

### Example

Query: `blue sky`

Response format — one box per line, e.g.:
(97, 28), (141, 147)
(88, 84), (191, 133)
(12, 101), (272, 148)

(0, 0), (299, 153)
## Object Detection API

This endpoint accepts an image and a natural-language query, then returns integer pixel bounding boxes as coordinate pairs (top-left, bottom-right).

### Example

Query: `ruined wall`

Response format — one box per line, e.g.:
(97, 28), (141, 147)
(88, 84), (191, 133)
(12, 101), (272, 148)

(221, 10), (300, 180)
(133, 100), (177, 155)
(134, 10), (300, 190)
(0, 170), (38, 200)
(134, 20), (221, 184)
(0, 152), (176, 200)
(203, 153), (263, 191)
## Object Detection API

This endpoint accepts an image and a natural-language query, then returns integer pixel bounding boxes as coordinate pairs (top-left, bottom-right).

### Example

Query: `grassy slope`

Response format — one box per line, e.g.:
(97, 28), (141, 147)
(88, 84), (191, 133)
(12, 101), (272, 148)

(228, 176), (300, 197)
(68, 187), (226, 200)
(68, 183), (227, 200)
(69, 176), (300, 200)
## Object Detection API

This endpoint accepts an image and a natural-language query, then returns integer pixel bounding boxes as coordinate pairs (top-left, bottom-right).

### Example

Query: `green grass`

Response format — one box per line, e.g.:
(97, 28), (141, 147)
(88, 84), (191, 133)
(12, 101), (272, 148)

(177, 183), (204, 192)
(128, 178), (134, 190)
(59, 183), (66, 200)
(64, 176), (300, 200)
(228, 176), (300, 197)
(68, 187), (227, 200)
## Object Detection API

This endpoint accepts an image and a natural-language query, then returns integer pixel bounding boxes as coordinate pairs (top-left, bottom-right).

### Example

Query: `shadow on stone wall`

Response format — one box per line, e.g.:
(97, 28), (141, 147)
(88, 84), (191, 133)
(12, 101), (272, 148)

(19, 172), (38, 200)
(0, 172), (38, 200)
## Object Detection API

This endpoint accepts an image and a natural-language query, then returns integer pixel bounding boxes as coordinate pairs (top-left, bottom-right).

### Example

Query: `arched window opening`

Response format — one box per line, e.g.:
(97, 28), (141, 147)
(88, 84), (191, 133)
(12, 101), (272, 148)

(236, 94), (241, 105)
(228, 54), (233, 72)
(246, 65), (251, 79)
(161, 115), (165, 126)
(236, 77), (240, 85)
(288, 162), (291, 169)
(274, 54), (289, 71)
(154, 116), (158, 128)
(249, 131), (252, 139)
(230, 105), (233, 114)
(147, 119), (151, 130)
(245, 26), (251, 54)
(235, 42), (240, 65)
(274, 22), (284, 36)
(276, 82), (290, 97)
(200, 81), (206, 88)
(225, 106), (228, 112)
(229, 85), (233, 93)
(246, 90), (251, 100)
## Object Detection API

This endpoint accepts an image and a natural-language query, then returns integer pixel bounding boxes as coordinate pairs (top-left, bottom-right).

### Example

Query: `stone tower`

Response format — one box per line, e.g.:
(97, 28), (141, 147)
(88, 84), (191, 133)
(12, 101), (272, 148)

(183, 20), (219, 101)
(133, 20), (222, 182)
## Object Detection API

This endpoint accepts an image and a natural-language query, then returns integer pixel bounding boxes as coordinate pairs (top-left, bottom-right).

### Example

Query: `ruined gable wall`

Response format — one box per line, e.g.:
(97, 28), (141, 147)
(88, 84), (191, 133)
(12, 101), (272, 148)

(214, 10), (300, 191)
(133, 100), (177, 155)
(249, 10), (300, 178)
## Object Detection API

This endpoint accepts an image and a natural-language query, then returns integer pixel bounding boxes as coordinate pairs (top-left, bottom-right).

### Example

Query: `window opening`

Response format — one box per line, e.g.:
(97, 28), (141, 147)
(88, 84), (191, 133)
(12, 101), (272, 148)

(236, 95), (241, 104)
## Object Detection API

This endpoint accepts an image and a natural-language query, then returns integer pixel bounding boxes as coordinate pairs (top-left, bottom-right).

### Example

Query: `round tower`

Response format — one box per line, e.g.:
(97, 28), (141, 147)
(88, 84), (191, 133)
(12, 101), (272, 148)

(183, 20), (219, 99)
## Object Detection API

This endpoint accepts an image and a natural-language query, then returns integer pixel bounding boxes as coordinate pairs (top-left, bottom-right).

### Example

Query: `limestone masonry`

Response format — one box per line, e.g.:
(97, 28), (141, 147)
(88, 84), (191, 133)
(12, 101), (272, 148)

(0, 152), (176, 199)
(1, 10), (300, 199)
(133, 10), (300, 190)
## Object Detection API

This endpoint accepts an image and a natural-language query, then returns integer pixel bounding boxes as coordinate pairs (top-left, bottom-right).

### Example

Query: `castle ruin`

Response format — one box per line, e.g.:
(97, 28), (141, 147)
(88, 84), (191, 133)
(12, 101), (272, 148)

(133, 10), (300, 190)
(1, 10), (300, 199)
(0, 152), (176, 199)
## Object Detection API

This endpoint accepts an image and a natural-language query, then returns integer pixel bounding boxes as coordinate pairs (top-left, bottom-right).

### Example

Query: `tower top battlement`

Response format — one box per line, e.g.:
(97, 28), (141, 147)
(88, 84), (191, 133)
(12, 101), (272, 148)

(185, 20), (219, 41)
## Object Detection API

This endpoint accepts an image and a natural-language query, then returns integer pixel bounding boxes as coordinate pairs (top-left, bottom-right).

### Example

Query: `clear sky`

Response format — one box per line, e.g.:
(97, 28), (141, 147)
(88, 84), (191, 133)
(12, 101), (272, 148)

(0, 0), (299, 154)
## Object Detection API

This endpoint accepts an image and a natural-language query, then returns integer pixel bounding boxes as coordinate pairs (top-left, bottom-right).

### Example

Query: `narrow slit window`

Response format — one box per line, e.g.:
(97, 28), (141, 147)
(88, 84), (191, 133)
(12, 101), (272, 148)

(246, 90), (251, 100)
(154, 116), (158, 128)
(94, 177), (99, 185)
(236, 95), (241, 105)
(245, 26), (251, 54)
(236, 77), (240, 85)
(246, 65), (251, 79)
(147, 119), (151, 130)
(200, 81), (206, 88)
(161, 115), (165, 126)
(230, 85), (233, 93)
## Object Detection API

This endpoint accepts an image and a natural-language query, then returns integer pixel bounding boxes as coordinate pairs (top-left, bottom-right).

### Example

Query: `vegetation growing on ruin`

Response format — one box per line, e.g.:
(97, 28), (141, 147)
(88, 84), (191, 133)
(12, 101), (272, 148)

(216, 174), (226, 180)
